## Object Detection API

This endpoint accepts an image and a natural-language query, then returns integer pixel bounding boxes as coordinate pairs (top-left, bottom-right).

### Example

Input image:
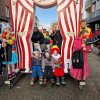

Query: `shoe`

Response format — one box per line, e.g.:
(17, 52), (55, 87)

(8, 74), (13, 81)
(30, 81), (34, 86)
(51, 79), (55, 84)
(12, 72), (16, 78)
(39, 80), (43, 85)
(56, 77), (60, 86)
(61, 81), (66, 85)
(61, 77), (66, 85)
(43, 79), (47, 85)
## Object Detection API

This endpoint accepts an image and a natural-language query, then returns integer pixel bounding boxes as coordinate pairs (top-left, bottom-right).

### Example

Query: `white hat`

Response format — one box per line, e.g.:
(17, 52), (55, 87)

(33, 49), (41, 54)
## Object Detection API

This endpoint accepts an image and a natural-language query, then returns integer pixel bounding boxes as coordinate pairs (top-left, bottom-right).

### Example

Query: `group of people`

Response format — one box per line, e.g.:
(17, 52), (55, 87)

(0, 20), (93, 87)
(30, 20), (93, 86)
(0, 23), (18, 80)
(31, 26), (64, 85)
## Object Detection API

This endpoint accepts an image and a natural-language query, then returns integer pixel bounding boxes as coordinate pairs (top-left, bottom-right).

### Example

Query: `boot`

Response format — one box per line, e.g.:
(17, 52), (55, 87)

(56, 77), (60, 86)
(61, 77), (66, 85)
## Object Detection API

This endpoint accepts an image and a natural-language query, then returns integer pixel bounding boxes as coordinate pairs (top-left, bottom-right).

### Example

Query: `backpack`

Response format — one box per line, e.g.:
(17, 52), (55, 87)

(72, 50), (84, 69)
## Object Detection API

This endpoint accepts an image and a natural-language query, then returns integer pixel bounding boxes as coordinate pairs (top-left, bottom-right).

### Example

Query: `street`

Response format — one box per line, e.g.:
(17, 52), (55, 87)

(0, 50), (100, 100)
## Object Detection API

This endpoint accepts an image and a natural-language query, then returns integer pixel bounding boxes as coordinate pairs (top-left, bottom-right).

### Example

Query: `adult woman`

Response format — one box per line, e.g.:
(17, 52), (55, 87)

(70, 30), (91, 84)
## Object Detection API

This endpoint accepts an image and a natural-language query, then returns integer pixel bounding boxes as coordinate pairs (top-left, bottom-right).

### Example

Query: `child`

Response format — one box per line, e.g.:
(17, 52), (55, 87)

(30, 49), (43, 85)
(1, 27), (18, 80)
(70, 30), (91, 84)
(43, 50), (54, 84)
(51, 45), (66, 85)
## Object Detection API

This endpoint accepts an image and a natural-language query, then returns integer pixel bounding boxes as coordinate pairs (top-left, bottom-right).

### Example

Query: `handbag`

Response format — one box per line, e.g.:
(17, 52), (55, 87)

(72, 50), (84, 69)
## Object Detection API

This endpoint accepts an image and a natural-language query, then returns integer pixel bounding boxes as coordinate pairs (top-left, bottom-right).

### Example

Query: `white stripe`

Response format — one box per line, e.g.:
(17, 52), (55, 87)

(20, 0), (33, 13)
(17, 3), (22, 31)
(22, 13), (31, 70)
(57, 0), (63, 4)
(57, 0), (70, 11)
(66, 8), (73, 32)
(70, 2), (77, 33)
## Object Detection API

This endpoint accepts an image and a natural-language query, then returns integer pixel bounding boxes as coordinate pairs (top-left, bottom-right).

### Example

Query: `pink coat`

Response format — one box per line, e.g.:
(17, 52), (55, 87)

(70, 37), (91, 80)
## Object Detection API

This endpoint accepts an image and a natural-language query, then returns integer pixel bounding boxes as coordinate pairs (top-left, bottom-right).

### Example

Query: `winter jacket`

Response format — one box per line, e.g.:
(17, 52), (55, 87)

(32, 57), (42, 66)
(31, 31), (44, 44)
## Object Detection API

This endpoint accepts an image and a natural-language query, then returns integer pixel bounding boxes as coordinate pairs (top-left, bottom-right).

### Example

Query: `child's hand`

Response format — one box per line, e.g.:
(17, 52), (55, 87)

(82, 43), (86, 48)
(83, 47), (86, 51)
(53, 69), (55, 72)
(2, 42), (6, 47)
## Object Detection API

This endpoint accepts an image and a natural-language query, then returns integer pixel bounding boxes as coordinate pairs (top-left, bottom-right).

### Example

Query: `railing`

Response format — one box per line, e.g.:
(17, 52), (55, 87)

(92, 9), (100, 18)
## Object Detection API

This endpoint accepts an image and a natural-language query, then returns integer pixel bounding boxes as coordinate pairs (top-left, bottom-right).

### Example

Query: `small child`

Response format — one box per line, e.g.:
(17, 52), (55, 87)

(30, 49), (43, 86)
(51, 45), (66, 85)
(43, 50), (54, 84)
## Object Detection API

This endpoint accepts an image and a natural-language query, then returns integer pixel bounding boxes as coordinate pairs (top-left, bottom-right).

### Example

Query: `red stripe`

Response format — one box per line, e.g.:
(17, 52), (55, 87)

(25, 0), (33, 7)
(63, 9), (70, 32)
(15, 2), (20, 69)
(67, 36), (73, 59)
(18, 0), (33, 14)
(58, 0), (73, 13)
(20, 11), (28, 69)
(68, 6), (74, 32)
(58, 0), (65, 6)
(18, 8), (24, 32)
(58, 12), (66, 68)
(73, 0), (77, 33)
(26, 15), (33, 68)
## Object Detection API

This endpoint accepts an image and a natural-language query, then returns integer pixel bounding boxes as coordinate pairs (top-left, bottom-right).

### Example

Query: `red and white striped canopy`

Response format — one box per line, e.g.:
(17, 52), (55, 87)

(10, 0), (82, 72)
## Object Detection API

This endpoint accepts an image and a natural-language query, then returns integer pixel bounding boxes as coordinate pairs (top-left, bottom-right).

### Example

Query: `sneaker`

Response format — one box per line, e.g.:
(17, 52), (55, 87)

(30, 81), (34, 86)
(56, 77), (60, 86)
(61, 77), (66, 85)
(39, 80), (43, 85)
(51, 79), (55, 84)
(43, 79), (47, 85)
(12, 72), (16, 78)
(8, 74), (13, 81)
(61, 81), (66, 85)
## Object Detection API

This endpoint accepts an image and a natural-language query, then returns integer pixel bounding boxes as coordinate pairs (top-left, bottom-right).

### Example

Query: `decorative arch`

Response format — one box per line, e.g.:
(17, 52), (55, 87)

(10, 0), (82, 72)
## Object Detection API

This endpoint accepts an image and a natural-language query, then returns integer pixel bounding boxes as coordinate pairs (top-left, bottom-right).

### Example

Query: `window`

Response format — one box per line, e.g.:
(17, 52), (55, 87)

(5, 6), (9, 17)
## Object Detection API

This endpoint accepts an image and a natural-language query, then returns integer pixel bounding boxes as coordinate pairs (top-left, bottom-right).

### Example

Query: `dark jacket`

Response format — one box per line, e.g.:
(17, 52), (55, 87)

(31, 31), (44, 44)
(50, 30), (62, 50)
(32, 57), (42, 66)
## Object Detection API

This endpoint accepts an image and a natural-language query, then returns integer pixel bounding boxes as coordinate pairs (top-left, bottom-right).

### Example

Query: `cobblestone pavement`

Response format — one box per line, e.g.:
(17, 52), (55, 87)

(0, 52), (100, 100)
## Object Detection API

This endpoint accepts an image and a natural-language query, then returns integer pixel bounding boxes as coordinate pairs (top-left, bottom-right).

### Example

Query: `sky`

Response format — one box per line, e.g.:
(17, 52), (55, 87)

(36, 6), (57, 27)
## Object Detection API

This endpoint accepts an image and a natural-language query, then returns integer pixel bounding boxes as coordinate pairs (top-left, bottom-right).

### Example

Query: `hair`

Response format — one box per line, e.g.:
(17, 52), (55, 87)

(34, 27), (39, 31)
(81, 20), (86, 23)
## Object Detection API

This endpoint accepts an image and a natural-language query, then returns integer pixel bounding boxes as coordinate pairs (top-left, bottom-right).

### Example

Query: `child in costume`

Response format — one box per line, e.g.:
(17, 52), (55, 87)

(30, 49), (43, 86)
(70, 30), (91, 84)
(43, 50), (54, 84)
(1, 26), (18, 80)
(51, 45), (66, 85)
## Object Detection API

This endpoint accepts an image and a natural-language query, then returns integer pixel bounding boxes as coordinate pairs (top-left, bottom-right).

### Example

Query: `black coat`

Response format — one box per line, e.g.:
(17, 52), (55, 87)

(31, 31), (44, 44)
(50, 30), (62, 49)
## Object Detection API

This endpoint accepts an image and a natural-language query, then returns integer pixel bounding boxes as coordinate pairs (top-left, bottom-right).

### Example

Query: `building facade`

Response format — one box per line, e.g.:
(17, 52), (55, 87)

(0, 0), (10, 22)
(82, 0), (100, 31)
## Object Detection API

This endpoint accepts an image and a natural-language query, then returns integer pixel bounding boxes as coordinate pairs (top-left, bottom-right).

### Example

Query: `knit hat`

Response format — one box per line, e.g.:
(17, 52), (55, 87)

(51, 45), (60, 54)
(33, 49), (41, 54)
